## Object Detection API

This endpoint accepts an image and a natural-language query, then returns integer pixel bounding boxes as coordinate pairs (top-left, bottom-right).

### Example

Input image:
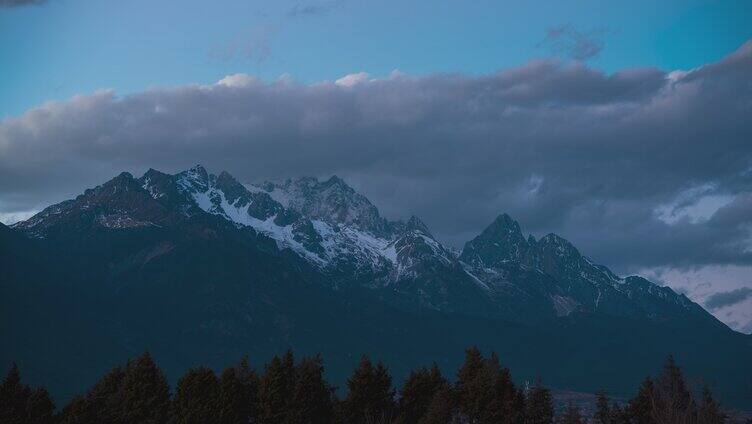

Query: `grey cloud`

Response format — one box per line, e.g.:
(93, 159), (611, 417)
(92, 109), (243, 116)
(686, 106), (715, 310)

(1, 40), (752, 275)
(539, 24), (606, 61)
(673, 286), (690, 296)
(704, 287), (752, 310)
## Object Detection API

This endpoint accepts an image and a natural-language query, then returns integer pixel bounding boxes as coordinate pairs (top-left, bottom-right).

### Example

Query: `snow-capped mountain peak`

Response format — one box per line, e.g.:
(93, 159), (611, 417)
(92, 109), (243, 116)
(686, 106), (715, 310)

(163, 167), (428, 283)
(13, 166), (710, 324)
(253, 175), (392, 237)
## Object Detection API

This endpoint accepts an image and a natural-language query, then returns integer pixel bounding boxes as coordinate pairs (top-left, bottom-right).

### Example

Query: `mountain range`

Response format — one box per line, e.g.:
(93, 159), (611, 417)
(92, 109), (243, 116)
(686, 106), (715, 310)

(2, 165), (750, 408)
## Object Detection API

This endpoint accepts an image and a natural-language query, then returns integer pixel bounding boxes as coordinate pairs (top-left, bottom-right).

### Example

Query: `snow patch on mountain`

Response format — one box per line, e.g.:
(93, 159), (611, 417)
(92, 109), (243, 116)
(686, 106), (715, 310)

(97, 213), (155, 229)
(141, 177), (164, 199)
(551, 295), (579, 317)
(176, 168), (410, 276)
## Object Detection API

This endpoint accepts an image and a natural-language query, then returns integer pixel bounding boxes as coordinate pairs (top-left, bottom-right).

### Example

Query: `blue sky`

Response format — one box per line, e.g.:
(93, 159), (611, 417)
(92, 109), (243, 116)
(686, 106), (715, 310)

(2, 0), (751, 119)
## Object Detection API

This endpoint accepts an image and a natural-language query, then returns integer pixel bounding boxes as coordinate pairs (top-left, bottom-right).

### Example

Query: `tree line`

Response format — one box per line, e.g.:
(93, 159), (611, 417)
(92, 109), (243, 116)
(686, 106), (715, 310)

(0, 347), (728, 423)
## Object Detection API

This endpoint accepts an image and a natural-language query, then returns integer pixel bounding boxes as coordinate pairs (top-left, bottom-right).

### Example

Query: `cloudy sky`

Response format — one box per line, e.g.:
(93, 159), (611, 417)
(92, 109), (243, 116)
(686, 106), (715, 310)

(1, 0), (751, 333)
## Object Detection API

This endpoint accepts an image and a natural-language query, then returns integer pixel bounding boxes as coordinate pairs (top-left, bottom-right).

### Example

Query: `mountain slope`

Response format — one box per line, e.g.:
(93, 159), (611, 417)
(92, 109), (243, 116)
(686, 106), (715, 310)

(3, 166), (750, 408)
(459, 214), (718, 325)
(8, 166), (729, 325)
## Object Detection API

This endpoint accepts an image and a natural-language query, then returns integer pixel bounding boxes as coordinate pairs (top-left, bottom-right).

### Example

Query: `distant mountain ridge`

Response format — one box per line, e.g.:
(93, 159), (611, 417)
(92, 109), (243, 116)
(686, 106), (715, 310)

(13, 165), (715, 326)
(4, 165), (750, 409)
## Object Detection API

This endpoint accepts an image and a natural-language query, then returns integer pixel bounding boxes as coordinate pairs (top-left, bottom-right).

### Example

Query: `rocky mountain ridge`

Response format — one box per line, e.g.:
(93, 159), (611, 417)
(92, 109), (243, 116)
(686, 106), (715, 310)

(13, 165), (713, 326)
(5, 165), (751, 409)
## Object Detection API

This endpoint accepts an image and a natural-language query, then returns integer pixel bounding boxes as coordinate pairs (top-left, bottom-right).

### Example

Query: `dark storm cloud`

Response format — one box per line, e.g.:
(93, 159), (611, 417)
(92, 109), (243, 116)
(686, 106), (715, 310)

(0, 0), (45, 7)
(1, 40), (752, 273)
(538, 24), (606, 61)
(704, 287), (752, 310)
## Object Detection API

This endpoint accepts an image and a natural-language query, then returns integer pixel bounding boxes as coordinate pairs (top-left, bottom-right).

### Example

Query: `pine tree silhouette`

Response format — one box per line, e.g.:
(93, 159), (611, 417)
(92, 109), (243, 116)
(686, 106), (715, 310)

(172, 366), (220, 423)
(418, 385), (457, 424)
(217, 356), (259, 424)
(0, 363), (54, 424)
(492, 356), (522, 424)
(58, 395), (90, 424)
(0, 363), (31, 424)
(396, 363), (449, 424)
(257, 350), (295, 424)
(342, 355), (396, 423)
(456, 346), (485, 422)
(291, 354), (335, 424)
(696, 385), (725, 424)
(653, 355), (694, 424)
(455, 349), (520, 423)
(626, 377), (654, 424)
(86, 364), (125, 423)
(118, 352), (170, 424)
(25, 387), (55, 424)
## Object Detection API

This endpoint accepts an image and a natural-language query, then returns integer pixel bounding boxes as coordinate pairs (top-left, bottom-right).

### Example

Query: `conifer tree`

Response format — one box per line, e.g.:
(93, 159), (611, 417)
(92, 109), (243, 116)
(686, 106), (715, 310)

(118, 352), (170, 424)
(457, 347), (484, 404)
(291, 354), (335, 424)
(525, 379), (554, 424)
(58, 395), (91, 424)
(696, 385), (725, 424)
(258, 350), (296, 424)
(494, 360), (523, 424)
(480, 354), (518, 424)
(25, 387), (55, 424)
(626, 377), (655, 424)
(60, 364), (125, 423)
(342, 355), (396, 423)
(172, 366), (220, 424)
(419, 386), (457, 424)
(0, 363), (55, 424)
(0, 363), (31, 424)
(455, 349), (520, 424)
(456, 346), (486, 422)
(85, 365), (126, 423)
(653, 355), (694, 424)
(396, 364), (449, 424)
(217, 356), (259, 424)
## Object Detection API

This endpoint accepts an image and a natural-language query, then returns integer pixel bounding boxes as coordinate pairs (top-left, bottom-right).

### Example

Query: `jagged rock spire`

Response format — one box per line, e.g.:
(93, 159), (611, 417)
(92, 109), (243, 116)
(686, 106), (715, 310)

(459, 213), (531, 267)
(404, 215), (433, 237)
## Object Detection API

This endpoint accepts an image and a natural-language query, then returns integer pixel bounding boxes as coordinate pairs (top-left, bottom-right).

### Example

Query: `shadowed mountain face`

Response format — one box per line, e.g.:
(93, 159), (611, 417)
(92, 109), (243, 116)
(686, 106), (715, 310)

(2, 166), (751, 408)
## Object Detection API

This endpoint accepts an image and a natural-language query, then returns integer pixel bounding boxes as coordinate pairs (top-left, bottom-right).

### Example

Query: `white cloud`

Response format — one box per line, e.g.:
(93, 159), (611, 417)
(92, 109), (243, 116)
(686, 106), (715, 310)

(0, 210), (38, 225)
(638, 264), (752, 333)
(334, 72), (370, 87)
(276, 73), (295, 85)
(216, 73), (259, 88)
(655, 183), (736, 225)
